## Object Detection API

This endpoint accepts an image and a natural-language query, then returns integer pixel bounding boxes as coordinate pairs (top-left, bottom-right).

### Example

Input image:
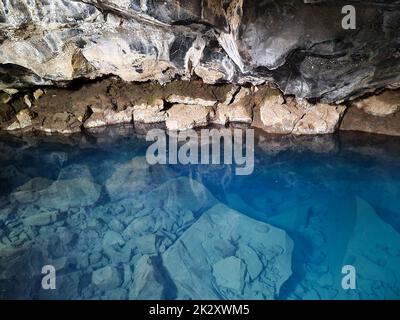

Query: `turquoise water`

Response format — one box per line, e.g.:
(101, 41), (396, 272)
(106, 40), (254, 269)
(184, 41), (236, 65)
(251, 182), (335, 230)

(0, 126), (399, 300)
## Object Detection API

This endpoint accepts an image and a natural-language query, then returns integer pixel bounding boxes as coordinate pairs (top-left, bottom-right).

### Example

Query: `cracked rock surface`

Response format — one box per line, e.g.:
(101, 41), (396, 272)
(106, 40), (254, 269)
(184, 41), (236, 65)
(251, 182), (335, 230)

(1, 0), (400, 103)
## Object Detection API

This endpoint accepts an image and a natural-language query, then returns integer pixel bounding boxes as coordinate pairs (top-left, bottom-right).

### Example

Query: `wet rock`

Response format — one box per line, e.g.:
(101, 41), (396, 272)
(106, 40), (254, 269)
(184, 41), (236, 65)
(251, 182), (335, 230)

(212, 256), (246, 294)
(103, 230), (125, 248)
(105, 288), (128, 300)
(105, 157), (153, 201)
(38, 178), (101, 210)
(23, 211), (58, 227)
(236, 245), (263, 281)
(10, 177), (53, 204)
(92, 266), (122, 291)
(129, 255), (165, 300)
(163, 203), (293, 299)
(166, 104), (214, 131)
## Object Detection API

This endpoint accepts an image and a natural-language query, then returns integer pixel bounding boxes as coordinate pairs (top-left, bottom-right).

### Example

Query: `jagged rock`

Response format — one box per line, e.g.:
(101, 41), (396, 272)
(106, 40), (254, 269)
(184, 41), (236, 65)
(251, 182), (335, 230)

(92, 266), (122, 291)
(166, 94), (217, 107)
(292, 102), (346, 135)
(2, 0), (399, 103)
(253, 89), (301, 134)
(105, 157), (153, 201)
(166, 104), (214, 131)
(6, 109), (35, 131)
(163, 203), (293, 300)
(0, 103), (14, 123)
(33, 89), (44, 101)
(103, 231), (125, 248)
(213, 88), (253, 125)
(129, 255), (165, 300)
(340, 105), (400, 137)
(37, 178), (101, 210)
(37, 112), (83, 134)
(253, 90), (346, 135)
(353, 91), (400, 117)
(132, 99), (166, 124)
(212, 256), (246, 294)
(84, 107), (134, 128)
(10, 177), (53, 204)
(23, 211), (58, 227)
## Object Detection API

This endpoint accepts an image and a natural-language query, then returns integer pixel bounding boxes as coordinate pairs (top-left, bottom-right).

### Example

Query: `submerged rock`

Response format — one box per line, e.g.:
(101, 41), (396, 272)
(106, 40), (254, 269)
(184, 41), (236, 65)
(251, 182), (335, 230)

(38, 178), (101, 210)
(105, 157), (153, 201)
(92, 266), (122, 291)
(163, 203), (293, 300)
(129, 255), (165, 300)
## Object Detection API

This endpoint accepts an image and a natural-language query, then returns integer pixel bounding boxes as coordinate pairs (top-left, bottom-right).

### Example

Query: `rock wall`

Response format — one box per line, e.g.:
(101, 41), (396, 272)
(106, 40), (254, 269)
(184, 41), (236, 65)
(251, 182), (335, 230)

(1, 1), (400, 136)
(1, 0), (400, 102)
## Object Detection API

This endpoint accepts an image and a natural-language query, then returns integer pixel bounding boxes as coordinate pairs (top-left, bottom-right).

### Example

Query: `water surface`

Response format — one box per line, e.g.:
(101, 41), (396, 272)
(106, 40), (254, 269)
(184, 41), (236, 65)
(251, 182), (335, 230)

(0, 126), (399, 300)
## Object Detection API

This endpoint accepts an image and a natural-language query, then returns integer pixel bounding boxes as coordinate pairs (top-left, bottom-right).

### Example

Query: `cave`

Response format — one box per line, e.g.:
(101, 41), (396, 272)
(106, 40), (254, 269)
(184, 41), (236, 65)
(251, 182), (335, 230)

(0, 0), (399, 302)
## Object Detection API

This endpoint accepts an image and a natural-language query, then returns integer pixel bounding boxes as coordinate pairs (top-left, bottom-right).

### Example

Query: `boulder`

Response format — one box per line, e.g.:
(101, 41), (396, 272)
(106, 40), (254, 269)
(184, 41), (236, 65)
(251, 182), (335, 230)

(340, 90), (400, 136)
(23, 211), (58, 227)
(212, 256), (246, 294)
(166, 94), (217, 107)
(6, 109), (35, 131)
(105, 157), (153, 201)
(129, 255), (165, 300)
(253, 90), (346, 135)
(133, 99), (166, 124)
(213, 103), (253, 125)
(253, 89), (301, 134)
(292, 102), (346, 135)
(166, 104), (214, 131)
(92, 266), (122, 291)
(10, 177), (53, 204)
(162, 203), (293, 299)
(353, 91), (400, 117)
(37, 178), (101, 210)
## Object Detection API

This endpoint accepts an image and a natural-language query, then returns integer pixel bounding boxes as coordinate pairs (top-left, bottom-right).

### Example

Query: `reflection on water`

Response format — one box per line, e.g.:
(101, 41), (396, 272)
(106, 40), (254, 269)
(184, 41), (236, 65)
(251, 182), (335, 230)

(0, 126), (399, 300)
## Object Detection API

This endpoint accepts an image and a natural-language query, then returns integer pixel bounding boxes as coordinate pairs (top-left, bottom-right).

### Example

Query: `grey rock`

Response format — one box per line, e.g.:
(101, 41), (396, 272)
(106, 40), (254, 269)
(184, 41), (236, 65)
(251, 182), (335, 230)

(129, 255), (164, 300)
(92, 266), (122, 291)
(1, 0), (399, 103)
(163, 203), (294, 300)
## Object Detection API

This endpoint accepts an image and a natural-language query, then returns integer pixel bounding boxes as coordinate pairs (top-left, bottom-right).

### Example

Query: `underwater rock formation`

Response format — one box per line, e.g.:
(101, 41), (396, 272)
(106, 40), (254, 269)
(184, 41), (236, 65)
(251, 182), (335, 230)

(163, 203), (293, 300)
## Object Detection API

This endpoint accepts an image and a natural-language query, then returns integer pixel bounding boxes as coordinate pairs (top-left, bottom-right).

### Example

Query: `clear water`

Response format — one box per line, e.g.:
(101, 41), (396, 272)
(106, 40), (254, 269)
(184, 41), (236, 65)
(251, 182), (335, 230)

(0, 126), (399, 300)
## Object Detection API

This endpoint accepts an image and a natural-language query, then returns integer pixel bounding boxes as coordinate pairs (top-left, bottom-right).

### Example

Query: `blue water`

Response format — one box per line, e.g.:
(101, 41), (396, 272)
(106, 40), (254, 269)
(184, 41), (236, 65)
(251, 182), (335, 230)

(0, 126), (399, 300)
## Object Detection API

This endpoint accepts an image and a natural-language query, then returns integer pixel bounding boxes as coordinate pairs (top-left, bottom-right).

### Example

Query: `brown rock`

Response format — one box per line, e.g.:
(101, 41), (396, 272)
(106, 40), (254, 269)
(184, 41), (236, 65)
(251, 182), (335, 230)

(353, 91), (400, 117)
(166, 104), (214, 131)
(340, 105), (400, 136)
(292, 102), (346, 135)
